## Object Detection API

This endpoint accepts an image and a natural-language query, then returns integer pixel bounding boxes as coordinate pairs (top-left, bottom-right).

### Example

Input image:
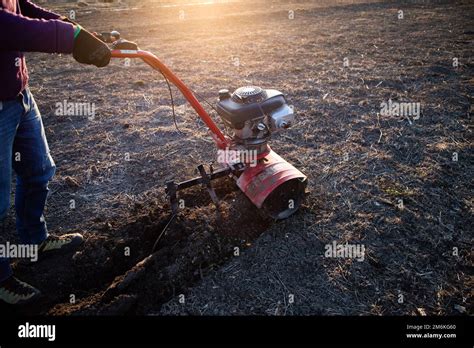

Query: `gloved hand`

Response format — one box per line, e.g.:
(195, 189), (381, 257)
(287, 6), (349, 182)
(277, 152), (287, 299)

(59, 16), (111, 67)
(72, 26), (111, 67)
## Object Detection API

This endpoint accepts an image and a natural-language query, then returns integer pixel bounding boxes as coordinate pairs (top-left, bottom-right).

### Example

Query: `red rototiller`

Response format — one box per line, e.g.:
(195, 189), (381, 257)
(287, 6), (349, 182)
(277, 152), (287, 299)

(104, 34), (307, 220)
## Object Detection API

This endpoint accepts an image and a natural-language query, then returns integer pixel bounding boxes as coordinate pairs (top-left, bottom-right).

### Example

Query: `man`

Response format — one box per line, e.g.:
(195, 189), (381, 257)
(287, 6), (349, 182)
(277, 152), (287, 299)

(0, 0), (111, 305)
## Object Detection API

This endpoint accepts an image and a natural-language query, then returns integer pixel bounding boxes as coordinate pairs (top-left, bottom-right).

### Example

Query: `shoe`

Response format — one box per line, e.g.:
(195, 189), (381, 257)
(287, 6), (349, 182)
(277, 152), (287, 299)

(38, 233), (84, 257)
(0, 276), (41, 305)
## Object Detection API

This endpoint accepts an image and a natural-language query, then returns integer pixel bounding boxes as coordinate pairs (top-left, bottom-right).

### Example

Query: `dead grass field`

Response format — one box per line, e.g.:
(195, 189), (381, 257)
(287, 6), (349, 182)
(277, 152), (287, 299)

(1, 0), (472, 315)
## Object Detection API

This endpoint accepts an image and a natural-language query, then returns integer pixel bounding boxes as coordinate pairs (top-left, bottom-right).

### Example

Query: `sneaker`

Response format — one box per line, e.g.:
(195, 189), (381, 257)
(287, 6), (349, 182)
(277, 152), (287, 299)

(38, 233), (84, 257)
(0, 276), (41, 305)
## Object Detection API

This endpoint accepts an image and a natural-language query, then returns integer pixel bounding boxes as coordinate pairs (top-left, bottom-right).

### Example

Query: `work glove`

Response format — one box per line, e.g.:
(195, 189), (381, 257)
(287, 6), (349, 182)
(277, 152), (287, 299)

(60, 16), (111, 67)
(72, 26), (111, 68)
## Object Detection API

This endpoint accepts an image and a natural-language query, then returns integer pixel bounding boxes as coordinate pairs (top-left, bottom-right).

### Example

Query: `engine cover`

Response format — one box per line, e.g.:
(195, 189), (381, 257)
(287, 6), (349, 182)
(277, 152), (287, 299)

(216, 86), (292, 130)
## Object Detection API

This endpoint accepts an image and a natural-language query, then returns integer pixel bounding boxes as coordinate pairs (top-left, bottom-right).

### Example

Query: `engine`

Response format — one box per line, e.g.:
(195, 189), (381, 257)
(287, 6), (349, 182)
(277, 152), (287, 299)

(216, 86), (294, 159)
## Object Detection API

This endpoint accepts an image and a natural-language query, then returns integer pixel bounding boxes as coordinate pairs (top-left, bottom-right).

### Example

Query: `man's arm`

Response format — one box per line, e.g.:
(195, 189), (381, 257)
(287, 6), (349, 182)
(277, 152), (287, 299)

(18, 0), (61, 20)
(0, 9), (74, 53)
(0, 6), (111, 67)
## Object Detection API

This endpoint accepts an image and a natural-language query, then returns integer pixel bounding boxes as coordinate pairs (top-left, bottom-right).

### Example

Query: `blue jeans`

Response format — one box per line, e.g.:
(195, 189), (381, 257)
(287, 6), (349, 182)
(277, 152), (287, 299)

(0, 88), (56, 282)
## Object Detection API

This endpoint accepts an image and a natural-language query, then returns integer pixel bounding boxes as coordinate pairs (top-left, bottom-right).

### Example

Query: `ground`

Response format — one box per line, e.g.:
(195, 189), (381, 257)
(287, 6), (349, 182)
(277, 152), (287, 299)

(1, 0), (472, 316)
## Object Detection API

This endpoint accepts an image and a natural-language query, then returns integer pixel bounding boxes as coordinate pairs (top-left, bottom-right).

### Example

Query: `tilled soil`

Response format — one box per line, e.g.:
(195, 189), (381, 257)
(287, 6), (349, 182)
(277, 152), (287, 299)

(1, 0), (472, 315)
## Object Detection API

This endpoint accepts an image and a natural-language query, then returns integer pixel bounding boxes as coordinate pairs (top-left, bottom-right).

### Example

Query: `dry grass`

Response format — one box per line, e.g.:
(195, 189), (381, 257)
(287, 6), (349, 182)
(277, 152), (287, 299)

(1, 0), (471, 315)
